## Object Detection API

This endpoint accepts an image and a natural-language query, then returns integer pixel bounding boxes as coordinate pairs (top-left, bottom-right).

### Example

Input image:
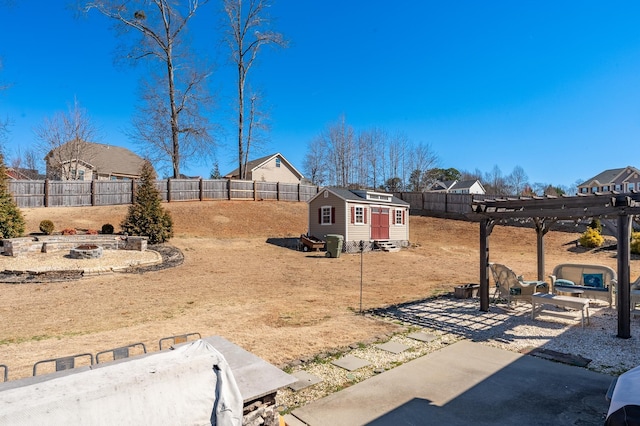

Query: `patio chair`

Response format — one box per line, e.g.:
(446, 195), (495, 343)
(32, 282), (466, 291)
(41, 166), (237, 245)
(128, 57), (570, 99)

(96, 342), (147, 364)
(33, 353), (94, 376)
(158, 332), (202, 350)
(489, 263), (548, 305)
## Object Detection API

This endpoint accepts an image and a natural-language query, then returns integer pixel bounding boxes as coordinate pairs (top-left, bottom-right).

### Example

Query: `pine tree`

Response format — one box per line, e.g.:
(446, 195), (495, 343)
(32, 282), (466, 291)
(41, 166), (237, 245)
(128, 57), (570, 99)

(0, 154), (25, 238)
(121, 161), (173, 244)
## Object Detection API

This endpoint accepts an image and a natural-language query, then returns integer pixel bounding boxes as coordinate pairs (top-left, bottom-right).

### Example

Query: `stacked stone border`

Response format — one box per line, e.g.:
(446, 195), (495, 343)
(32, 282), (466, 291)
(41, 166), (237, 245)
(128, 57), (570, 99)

(1, 235), (147, 257)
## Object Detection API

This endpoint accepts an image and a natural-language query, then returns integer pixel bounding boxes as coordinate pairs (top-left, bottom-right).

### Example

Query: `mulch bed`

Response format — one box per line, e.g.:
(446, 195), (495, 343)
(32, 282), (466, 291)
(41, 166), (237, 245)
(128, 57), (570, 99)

(0, 245), (184, 283)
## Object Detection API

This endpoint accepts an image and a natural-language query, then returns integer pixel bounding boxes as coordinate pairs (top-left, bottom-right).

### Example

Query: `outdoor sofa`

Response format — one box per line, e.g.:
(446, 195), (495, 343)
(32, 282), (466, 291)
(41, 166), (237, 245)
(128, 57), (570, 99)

(549, 263), (617, 308)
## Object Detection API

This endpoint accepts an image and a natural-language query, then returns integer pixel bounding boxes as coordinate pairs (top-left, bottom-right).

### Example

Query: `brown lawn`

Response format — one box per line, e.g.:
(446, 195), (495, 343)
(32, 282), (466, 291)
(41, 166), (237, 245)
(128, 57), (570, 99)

(0, 201), (628, 380)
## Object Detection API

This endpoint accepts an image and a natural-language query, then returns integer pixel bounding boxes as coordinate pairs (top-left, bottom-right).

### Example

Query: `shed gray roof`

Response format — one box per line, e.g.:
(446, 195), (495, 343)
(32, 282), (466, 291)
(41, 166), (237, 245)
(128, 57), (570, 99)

(312, 187), (409, 206)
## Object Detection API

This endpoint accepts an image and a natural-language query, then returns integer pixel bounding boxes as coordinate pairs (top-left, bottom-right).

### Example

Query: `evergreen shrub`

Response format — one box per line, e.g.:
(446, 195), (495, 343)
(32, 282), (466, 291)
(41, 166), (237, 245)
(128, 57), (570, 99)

(39, 220), (55, 235)
(121, 161), (173, 244)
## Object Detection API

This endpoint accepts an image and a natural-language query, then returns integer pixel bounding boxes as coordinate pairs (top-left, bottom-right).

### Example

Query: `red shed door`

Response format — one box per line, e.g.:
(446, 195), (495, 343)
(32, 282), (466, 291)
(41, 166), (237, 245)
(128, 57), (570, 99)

(370, 207), (389, 240)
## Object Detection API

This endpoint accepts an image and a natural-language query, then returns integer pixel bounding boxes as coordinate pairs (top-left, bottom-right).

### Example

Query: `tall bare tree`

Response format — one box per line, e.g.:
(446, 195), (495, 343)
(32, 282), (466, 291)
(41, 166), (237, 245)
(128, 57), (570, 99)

(223, 0), (286, 179)
(506, 165), (529, 195)
(82, 0), (214, 178)
(35, 98), (98, 180)
(323, 116), (355, 187)
(303, 135), (327, 186)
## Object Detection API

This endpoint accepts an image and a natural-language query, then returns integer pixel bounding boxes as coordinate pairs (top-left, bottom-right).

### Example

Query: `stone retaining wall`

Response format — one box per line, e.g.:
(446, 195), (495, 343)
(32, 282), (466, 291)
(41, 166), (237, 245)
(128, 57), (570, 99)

(243, 393), (280, 426)
(1, 235), (147, 257)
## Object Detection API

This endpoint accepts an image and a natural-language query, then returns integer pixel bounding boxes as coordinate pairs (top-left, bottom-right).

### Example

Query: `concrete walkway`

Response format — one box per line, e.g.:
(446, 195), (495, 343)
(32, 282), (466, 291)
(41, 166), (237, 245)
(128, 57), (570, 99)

(288, 341), (612, 426)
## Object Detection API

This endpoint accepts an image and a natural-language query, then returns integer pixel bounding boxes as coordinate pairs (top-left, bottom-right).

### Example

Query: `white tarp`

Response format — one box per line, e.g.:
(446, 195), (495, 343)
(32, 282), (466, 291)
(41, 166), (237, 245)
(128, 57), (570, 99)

(0, 339), (243, 425)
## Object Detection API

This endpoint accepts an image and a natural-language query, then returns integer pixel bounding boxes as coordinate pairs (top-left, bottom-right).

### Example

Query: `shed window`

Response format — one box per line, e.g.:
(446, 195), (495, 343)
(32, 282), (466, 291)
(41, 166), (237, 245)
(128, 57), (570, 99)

(395, 209), (404, 225)
(320, 206), (334, 225)
(352, 206), (366, 224)
(275, 158), (281, 168)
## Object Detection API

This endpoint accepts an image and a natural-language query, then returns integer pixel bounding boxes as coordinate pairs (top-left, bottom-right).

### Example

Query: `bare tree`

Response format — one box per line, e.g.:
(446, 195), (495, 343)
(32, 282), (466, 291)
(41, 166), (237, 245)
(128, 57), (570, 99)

(484, 165), (509, 195)
(322, 116), (355, 187)
(223, 0), (286, 180)
(506, 165), (529, 195)
(83, 0), (214, 178)
(35, 98), (98, 180)
(303, 135), (327, 186)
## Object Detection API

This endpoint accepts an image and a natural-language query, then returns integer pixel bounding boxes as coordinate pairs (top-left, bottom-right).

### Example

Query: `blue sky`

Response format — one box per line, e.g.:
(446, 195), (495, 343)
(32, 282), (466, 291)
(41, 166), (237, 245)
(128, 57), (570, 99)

(2, 1), (640, 188)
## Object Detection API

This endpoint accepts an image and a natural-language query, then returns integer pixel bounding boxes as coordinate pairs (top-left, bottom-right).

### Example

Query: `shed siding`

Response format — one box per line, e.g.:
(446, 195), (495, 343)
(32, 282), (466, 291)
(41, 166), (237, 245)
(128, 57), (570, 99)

(389, 207), (409, 241)
(308, 192), (346, 240)
(346, 202), (371, 242)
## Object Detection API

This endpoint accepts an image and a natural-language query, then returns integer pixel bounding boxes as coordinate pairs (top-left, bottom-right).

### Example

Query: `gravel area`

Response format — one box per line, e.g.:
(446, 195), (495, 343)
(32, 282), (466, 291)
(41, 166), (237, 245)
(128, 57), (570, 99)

(276, 296), (640, 413)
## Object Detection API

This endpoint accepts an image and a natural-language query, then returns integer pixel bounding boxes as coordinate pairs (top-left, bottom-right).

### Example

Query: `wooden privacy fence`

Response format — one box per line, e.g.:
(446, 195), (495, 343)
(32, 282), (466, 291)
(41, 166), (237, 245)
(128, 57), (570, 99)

(393, 192), (475, 216)
(8, 179), (319, 208)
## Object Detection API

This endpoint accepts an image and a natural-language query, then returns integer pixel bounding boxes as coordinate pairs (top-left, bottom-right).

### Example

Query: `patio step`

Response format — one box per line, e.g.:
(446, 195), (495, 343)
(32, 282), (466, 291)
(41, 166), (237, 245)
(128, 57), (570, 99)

(374, 240), (400, 252)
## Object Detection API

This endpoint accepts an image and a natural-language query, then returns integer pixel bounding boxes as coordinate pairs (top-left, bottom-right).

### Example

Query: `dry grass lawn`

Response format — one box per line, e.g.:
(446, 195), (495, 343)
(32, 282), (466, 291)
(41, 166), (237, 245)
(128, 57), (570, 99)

(0, 201), (629, 380)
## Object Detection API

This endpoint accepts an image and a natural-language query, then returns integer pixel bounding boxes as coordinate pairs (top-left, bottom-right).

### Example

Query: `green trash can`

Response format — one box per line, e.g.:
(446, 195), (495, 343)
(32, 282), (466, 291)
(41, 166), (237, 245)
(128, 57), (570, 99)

(325, 234), (344, 258)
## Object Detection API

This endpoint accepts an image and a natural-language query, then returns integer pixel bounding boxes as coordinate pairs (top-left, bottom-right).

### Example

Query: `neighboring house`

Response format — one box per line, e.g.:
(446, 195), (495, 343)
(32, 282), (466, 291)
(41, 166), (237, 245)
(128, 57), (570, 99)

(224, 153), (303, 184)
(577, 166), (640, 194)
(6, 167), (43, 180)
(428, 179), (486, 195)
(45, 140), (147, 181)
(307, 187), (410, 253)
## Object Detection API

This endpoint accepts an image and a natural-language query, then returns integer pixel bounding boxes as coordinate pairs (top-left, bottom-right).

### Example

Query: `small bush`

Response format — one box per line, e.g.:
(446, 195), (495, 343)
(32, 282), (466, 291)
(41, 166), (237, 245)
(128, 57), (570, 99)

(86, 229), (99, 235)
(579, 227), (604, 248)
(631, 232), (640, 255)
(101, 223), (115, 234)
(588, 219), (603, 234)
(39, 220), (55, 235)
(62, 228), (77, 235)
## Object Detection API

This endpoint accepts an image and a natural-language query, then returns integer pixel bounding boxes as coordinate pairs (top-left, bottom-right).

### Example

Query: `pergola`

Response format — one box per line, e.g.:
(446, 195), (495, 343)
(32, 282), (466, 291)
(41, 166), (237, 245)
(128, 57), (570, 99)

(471, 192), (640, 338)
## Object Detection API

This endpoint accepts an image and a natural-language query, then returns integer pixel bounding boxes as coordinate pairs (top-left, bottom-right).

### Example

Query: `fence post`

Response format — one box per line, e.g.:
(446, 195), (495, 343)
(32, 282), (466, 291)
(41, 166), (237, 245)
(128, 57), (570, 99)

(298, 183), (301, 202)
(227, 179), (231, 200)
(276, 182), (280, 201)
(253, 181), (257, 201)
(199, 178), (204, 201)
(91, 180), (97, 206)
(44, 179), (50, 207)
(167, 178), (172, 202)
(131, 179), (136, 204)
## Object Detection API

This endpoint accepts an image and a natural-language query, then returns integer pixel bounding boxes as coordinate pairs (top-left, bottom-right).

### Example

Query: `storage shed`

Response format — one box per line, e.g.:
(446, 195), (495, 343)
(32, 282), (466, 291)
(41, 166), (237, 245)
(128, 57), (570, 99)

(307, 187), (410, 253)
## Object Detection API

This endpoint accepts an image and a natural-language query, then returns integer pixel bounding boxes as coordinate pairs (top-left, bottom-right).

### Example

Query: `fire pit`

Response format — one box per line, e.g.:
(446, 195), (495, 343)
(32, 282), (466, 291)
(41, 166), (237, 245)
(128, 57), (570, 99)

(70, 244), (103, 259)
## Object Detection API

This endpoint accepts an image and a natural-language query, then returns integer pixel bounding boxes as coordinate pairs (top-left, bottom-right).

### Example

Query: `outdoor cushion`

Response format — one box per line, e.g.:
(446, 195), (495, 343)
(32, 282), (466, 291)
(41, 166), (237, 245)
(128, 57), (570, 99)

(583, 273), (604, 288)
(555, 279), (575, 286)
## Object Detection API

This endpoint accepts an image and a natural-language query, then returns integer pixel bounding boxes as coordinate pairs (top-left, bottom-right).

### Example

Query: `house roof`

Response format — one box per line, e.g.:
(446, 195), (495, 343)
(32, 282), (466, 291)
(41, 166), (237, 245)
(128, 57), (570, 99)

(47, 141), (147, 177)
(429, 179), (484, 192)
(224, 153), (304, 180)
(578, 167), (626, 187)
(451, 180), (484, 191)
(309, 187), (409, 206)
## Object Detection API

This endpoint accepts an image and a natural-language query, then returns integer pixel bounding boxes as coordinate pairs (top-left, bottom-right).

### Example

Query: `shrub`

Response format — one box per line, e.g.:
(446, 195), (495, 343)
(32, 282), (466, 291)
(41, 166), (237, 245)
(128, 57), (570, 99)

(101, 223), (115, 234)
(121, 161), (173, 244)
(39, 220), (55, 235)
(62, 228), (77, 235)
(86, 229), (99, 235)
(588, 219), (603, 234)
(579, 227), (604, 248)
(631, 232), (640, 255)
(0, 154), (25, 238)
